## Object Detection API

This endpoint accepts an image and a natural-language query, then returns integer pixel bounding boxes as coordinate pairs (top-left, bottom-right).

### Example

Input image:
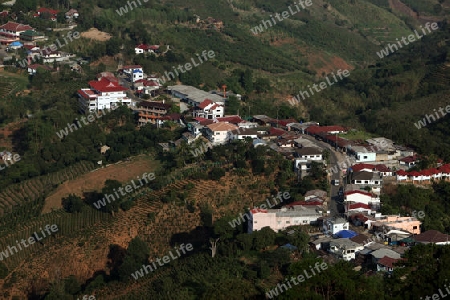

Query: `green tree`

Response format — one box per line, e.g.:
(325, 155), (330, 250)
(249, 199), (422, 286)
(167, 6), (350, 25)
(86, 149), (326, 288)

(61, 194), (84, 213)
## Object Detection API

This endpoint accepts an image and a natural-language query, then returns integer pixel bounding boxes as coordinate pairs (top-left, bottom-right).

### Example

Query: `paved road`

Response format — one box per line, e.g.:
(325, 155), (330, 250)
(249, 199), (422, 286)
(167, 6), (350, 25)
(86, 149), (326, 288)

(300, 135), (347, 217)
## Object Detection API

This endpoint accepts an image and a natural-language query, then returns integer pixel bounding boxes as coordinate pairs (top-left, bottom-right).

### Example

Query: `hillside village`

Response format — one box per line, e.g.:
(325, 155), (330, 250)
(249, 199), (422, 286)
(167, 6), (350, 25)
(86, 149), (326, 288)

(73, 62), (450, 275)
(0, 0), (449, 298)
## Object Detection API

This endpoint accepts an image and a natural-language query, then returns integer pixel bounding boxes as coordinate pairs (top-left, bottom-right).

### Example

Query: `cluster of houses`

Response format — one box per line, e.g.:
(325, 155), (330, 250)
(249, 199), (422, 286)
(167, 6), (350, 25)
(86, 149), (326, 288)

(248, 186), (449, 274)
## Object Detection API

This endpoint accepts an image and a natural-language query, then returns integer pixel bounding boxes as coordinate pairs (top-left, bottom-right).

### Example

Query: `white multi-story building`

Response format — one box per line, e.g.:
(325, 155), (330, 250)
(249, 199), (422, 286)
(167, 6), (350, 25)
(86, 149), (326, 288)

(122, 65), (144, 82)
(329, 238), (364, 261)
(78, 76), (131, 112)
(193, 99), (224, 119)
(204, 122), (238, 145)
(323, 217), (349, 235)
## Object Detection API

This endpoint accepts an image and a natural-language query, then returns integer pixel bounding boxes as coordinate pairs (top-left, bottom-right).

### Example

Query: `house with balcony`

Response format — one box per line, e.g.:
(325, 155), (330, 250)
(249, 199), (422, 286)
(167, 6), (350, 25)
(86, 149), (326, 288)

(349, 171), (382, 186)
(0, 22), (33, 38)
(121, 65), (144, 82)
(294, 147), (324, 176)
(78, 76), (131, 113)
(136, 101), (171, 126)
(204, 122), (238, 145)
(193, 99), (224, 119)
(134, 78), (161, 96)
(329, 238), (364, 261)
(343, 190), (380, 206)
(323, 217), (349, 235)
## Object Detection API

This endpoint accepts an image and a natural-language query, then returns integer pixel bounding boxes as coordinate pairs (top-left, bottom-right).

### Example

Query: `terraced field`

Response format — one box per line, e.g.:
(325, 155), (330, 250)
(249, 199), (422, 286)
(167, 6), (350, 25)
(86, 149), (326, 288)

(0, 161), (96, 218)
(0, 73), (27, 99)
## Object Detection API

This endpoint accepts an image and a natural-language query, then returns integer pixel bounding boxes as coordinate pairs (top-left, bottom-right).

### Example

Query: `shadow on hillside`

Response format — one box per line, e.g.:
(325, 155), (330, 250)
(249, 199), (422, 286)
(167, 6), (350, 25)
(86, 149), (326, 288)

(170, 226), (213, 250)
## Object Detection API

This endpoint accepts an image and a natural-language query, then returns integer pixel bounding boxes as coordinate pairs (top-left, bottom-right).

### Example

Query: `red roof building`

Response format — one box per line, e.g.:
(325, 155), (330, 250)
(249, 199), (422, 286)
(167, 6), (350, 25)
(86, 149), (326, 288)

(377, 256), (400, 270)
(305, 125), (347, 135)
(35, 8), (58, 21)
(88, 77), (128, 93)
(0, 22), (33, 37)
(215, 115), (243, 124)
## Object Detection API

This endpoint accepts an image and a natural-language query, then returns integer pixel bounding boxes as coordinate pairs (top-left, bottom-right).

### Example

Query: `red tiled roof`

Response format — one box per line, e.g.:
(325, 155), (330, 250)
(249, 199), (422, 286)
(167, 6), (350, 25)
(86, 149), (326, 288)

(277, 119), (297, 126)
(344, 190), (373, 197)
(122, 65), (142, 70)
(269, 127), (286, 136)
(24, 45), (38, 50)
(215, 116), (243, 124)
(414, 230), (450, 244)
(378, 256), (399, 268)
(439, 164), (450, 173)
(348, 203), (371, 210)
(0, 22), (33, 32)
(89, 77), (127, 92)
(305, 125), (346, 135)
(37, 8), (58, 15)
(250, 208), (268, 214)
(28, 64), (52, 71)
(286, 201), (323, 207)
(399, 155), (418, 163)
(396, 170), (408, 176)
(136, 44), (159, 50)
(374, 164), (391, 172)
(409, 171), (421, 177)
(198, 99), (213, 109)
(352, 163), (375, 172)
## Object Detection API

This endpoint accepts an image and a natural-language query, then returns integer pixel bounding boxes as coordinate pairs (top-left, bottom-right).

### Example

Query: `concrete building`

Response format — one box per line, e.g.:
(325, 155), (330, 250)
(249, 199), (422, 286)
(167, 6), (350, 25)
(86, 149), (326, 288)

(78, 76), (131, 112)
(168, 85), (225, 106)
(323, 217), (349, 235)
(249, 206), (324, 233)
(329, 238), (364, 261)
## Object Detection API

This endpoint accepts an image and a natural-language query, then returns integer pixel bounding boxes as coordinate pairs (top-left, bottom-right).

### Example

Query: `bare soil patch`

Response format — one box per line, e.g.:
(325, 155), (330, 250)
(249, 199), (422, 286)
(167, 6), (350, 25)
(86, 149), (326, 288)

(42, 156), (159, 213)
(81, 27), (112, 42)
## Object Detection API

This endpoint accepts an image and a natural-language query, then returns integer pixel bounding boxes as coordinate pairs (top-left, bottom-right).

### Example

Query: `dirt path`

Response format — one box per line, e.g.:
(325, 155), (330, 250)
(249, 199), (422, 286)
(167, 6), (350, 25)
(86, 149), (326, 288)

(42, 156), (159, 213)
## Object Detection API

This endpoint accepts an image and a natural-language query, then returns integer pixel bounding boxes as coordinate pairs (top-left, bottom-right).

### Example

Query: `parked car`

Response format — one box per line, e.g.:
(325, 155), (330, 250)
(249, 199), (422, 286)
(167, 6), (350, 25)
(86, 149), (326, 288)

(332, 179), (339, 186)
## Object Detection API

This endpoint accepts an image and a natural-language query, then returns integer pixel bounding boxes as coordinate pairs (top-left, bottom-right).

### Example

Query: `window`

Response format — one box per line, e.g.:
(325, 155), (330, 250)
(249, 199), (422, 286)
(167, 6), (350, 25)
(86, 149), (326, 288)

(254, 221), (257, 223)
(286, 221), (290, 224)
(303, 220), (308, 224)
(364, 156), (368, 159)
(413, 226), (418, 230)
(216, 132), (220, 135)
